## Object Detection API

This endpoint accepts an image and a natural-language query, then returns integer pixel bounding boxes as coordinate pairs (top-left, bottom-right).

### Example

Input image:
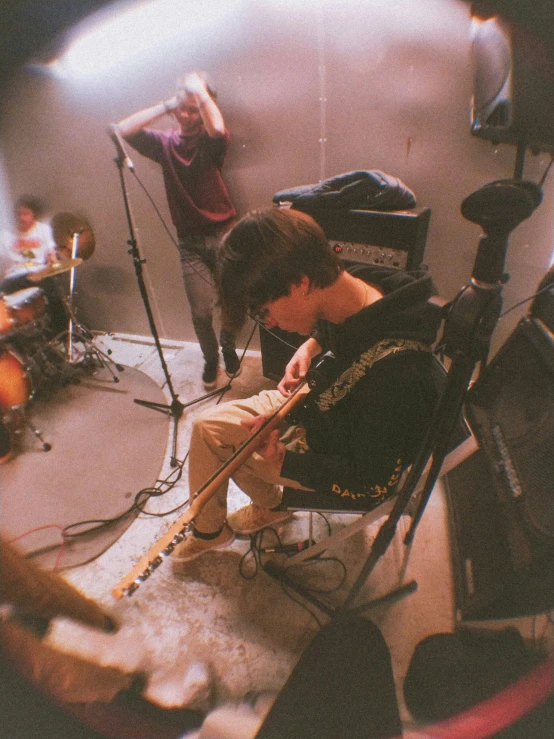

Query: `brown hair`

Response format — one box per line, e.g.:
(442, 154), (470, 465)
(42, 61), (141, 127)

(217, 207), (343, 332)
(15, 195), (44, 219)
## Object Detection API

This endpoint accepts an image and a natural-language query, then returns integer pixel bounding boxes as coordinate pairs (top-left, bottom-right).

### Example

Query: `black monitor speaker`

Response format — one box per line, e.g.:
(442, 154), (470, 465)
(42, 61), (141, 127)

(471, 17), (554, 153)
(444, 316), (554, 620)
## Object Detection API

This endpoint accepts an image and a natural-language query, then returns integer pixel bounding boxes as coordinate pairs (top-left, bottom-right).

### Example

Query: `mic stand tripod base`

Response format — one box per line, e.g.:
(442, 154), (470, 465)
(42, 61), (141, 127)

(263, 560), (417, 618)
(133, 397), (183, 468)
(134, 382), (231, 467)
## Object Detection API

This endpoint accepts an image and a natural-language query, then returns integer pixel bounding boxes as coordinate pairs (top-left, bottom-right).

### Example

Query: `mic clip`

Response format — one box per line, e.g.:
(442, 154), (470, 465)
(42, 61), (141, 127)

(107, 124), (135, 171)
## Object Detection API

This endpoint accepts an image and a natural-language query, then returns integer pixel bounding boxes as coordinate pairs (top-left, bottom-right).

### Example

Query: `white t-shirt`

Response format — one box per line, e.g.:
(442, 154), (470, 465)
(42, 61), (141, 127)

(1, 221), (56, 278)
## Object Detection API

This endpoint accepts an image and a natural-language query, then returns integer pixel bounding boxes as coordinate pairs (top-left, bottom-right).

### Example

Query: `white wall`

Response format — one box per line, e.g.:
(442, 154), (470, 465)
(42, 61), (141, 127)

(1, 0), (552, 357)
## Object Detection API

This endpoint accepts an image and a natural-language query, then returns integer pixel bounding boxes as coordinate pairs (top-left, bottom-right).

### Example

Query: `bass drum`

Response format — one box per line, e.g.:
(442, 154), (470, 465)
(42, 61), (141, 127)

(0, 346), (36, 411)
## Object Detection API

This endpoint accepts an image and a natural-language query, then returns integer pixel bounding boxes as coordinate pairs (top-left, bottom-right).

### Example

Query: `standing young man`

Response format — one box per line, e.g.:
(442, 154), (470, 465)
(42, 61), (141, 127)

(171, 207), (443, 561)
(114, 72), (240, 388)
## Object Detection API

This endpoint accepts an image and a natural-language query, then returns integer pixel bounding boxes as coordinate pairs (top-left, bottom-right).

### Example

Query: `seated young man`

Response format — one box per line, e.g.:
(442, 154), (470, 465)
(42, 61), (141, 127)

(1, 195), (69, 337)
(172, 207), (443, 561)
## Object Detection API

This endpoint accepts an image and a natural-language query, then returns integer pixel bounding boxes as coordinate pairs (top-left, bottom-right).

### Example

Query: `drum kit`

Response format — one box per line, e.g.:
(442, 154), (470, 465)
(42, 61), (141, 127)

(0, 213), (121, 463)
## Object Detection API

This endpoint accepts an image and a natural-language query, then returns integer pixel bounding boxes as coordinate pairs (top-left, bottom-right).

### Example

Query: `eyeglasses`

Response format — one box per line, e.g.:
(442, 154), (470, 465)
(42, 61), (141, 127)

(248, 307), (270, 327)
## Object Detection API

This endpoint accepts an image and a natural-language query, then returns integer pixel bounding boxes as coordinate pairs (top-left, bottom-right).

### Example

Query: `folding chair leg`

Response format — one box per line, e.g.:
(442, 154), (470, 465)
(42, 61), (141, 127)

(264, 558), (417, 618)
(263, 498), (419, 617)
(283, 499), (395, 568)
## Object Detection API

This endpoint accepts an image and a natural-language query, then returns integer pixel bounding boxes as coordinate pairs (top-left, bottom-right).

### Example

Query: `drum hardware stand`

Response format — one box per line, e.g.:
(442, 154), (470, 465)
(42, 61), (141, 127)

(54, 299), (124, 383)
(110, 132), (227, 467)
(265, 179), (543, 618)
(46, 232), (124, 383)
(4, 406), (51, 453)
(66, 231), (80, 364)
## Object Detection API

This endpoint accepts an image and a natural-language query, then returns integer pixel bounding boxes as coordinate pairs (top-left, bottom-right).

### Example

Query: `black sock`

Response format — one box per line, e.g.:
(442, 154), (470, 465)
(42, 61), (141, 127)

(193, 526), (224, 540)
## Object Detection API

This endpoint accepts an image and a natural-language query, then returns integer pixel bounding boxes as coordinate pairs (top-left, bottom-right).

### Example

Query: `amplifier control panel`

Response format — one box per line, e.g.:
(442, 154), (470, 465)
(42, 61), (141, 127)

(330, 240), (408, 269)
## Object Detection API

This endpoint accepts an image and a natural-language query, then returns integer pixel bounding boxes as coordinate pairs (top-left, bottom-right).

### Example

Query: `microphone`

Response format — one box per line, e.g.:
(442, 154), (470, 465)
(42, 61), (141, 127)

(107, 124), (135, 171)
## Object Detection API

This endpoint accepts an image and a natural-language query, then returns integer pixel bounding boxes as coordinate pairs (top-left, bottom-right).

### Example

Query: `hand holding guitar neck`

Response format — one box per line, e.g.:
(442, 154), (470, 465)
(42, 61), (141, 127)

(113, 382), (309, 599)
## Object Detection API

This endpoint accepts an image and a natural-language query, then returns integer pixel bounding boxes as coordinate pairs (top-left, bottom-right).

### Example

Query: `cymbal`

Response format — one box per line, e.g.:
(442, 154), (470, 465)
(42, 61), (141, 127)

(51, 212), (95, 261)
(27, 258), (83, 283)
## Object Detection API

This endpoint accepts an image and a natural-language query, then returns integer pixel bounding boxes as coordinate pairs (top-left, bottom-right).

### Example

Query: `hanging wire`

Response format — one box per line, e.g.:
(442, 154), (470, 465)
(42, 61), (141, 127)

(60, 318), (260, 544)
(538, 154), (554, 188)
(498, 281), (554, 320)
(130, 168), (218, 289)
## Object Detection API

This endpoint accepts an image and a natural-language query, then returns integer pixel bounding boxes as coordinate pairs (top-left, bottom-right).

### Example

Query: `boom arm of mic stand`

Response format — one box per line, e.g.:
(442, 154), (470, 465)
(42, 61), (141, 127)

(403, 281), (503, 538)
(400, 179), (543, 558)
(340, 281), (503, 614)
(324, 181), (541, 616)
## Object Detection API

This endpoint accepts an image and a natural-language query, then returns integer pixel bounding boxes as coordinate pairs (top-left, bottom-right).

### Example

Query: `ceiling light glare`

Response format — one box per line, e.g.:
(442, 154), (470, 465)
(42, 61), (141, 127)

(52, 0), (240, 82)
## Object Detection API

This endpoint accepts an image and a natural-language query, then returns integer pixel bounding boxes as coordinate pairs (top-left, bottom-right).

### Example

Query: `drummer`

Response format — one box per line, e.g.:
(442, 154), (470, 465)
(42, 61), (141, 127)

(3, 195), (57, 271)
(0, 196), (69, 337)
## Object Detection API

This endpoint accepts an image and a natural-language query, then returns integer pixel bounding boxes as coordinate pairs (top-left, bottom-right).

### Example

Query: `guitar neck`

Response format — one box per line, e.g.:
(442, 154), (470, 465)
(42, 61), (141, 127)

(112, 384), (308, 599)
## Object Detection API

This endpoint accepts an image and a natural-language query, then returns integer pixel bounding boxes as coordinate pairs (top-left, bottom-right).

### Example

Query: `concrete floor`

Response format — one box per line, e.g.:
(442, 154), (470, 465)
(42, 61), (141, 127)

(44, 332), (554, 727)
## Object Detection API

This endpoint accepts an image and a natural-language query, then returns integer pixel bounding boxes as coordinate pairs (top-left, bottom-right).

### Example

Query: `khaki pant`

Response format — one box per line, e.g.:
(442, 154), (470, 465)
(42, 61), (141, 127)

(189, 389), (313, 532)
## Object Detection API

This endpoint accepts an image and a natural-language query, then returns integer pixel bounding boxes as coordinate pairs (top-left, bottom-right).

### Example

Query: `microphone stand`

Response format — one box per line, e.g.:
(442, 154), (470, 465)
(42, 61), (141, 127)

(110, 144), (227, 466)
(264, 179), (542, 618)
(336, 178), (543, 615)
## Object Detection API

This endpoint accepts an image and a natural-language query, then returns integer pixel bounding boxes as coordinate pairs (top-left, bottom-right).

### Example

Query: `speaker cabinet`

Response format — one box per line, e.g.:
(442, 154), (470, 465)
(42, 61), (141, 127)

(471, 17), (554, 153)
(444, 317), (554, 620)
(260, 207), (431, 382)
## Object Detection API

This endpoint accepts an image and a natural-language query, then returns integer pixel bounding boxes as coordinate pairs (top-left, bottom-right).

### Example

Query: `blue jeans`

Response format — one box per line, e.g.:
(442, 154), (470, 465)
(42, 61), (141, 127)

(178, 229), (236, 365)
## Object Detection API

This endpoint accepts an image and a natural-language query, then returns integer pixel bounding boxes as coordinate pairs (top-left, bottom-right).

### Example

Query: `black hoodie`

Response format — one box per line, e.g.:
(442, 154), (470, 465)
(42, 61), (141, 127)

(280, 264), (443, 507)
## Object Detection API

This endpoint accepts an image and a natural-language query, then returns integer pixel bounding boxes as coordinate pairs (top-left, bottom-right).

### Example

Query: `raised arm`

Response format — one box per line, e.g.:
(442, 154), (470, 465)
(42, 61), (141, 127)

(179, 72), (226, 138)
(114, 98), (175, 138)
(113, 73), (225, 139)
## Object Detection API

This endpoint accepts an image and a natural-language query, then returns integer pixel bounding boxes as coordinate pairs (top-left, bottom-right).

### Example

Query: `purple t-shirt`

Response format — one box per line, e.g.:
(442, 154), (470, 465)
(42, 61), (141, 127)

(125, 128), (236, 238)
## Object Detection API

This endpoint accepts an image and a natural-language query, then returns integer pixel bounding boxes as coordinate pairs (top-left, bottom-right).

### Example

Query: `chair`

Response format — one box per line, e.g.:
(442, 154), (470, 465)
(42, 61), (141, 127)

(264, 355), (478, 617)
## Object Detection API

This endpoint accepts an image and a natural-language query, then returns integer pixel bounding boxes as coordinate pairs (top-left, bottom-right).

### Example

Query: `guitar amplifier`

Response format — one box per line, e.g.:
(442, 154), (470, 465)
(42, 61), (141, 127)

(260, 207), (431, 382)
(311, 207), (431, 271)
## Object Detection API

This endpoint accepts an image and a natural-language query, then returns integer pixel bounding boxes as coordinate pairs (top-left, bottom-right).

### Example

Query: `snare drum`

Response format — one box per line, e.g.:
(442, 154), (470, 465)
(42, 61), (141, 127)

(0, 287), (47, 337)
(0, 347), (35, 411)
